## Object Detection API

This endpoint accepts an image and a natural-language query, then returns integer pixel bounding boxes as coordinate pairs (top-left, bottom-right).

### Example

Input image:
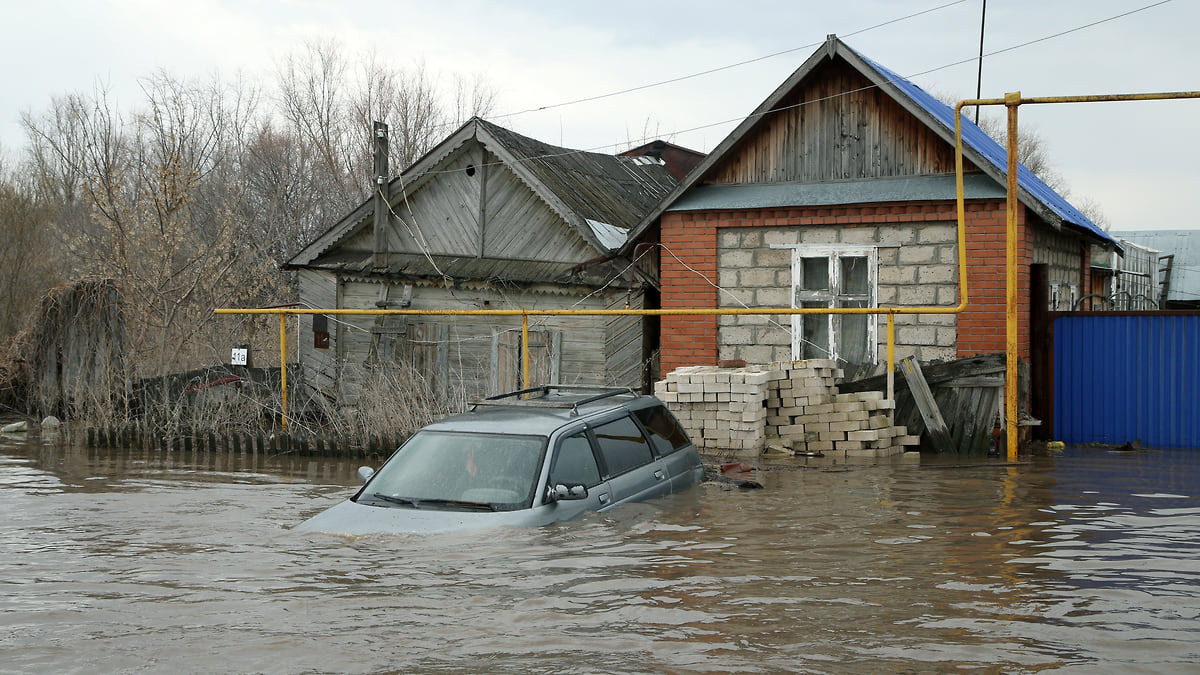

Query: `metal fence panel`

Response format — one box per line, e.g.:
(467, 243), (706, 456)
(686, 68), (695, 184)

(1054, 313), (1200, 448)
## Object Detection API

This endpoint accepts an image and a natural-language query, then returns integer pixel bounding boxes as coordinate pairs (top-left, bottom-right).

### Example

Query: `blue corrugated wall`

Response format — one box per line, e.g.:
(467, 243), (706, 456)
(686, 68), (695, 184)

(1054, 314), (1200, 448)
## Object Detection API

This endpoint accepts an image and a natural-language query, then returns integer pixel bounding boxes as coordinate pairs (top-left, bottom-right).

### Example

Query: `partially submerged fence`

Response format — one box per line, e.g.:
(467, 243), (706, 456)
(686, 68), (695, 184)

(78, 421), (404, 459)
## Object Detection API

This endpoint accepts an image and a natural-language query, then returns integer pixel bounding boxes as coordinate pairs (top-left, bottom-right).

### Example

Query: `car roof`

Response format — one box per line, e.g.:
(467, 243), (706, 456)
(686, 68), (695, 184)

(421, 389), (657, 438)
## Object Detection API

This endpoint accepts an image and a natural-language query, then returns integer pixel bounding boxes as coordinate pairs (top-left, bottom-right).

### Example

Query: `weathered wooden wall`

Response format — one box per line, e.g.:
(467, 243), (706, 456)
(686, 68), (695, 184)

(297, 269), (340, 397)
(337, 146), (596, 265)
(296, 277), (646, 405)
(707, 60), (973, 185)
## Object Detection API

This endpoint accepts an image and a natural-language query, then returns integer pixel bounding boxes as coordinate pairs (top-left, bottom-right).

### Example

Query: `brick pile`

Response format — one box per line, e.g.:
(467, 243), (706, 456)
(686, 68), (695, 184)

(765, 360), (919, 457)
(655, 360), (919, 458)
(653, 365), (771, 452)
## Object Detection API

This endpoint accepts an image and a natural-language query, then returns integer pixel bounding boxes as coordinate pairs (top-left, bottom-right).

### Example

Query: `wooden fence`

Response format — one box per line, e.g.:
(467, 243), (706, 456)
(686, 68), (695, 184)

(75, 425), (405, 459)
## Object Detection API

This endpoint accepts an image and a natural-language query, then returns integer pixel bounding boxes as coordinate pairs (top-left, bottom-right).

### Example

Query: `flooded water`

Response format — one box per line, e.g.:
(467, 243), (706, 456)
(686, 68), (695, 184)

(2, 432), (1198, 674)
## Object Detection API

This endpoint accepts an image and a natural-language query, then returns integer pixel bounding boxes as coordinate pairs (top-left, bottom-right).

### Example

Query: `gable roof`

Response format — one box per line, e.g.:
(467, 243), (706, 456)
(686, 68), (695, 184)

(625, 36), (1118, 251)
(288, 117), (679, 272)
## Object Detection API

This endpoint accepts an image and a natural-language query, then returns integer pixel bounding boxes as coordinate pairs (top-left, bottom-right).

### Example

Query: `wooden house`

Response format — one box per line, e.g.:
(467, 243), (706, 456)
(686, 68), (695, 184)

(625, 35), (1121, 381)
(286, 118), (680, 405)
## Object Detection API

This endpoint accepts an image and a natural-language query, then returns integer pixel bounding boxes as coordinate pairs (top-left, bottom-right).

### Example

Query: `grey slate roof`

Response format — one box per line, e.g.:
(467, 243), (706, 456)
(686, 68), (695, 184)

(476, 120), (677, 236)
(287, 118), (678, 286)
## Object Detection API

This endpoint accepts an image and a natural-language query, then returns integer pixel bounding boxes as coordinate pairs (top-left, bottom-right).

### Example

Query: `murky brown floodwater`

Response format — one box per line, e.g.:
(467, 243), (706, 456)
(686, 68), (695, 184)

(1, 430), (1198, 674)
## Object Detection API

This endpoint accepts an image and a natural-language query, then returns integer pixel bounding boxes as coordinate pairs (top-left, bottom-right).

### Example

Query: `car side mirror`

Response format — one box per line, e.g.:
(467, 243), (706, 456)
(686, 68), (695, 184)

(356, 466), (375, 485)
(545, 483), (588, 502)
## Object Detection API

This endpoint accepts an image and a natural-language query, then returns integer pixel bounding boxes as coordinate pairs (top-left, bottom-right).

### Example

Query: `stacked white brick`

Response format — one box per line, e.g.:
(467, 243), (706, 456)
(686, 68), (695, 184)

(653, 366), (770, 452)
(657, 360), (920, 458)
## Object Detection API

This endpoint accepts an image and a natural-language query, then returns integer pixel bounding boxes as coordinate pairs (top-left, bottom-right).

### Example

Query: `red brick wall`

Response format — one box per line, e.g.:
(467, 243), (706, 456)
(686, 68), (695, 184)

(658, 200), (1038, 373)
(956, 206), (1032, 357)
(660, 211), (720, 374)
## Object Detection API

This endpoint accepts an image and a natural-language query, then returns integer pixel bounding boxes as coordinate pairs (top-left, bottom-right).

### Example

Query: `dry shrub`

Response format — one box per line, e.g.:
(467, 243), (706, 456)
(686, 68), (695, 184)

(301, 361), (470, 442)
(21, 278), (131, 425)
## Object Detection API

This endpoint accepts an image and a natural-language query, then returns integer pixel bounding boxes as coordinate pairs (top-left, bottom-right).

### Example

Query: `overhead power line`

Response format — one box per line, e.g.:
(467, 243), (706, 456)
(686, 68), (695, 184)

(402, 0), (1174, 180)
(488, 0), (971, 123)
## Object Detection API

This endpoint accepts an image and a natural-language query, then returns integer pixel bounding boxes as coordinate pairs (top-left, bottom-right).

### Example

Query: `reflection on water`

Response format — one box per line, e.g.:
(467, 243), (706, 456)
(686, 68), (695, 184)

(1, 433), (1198, 673)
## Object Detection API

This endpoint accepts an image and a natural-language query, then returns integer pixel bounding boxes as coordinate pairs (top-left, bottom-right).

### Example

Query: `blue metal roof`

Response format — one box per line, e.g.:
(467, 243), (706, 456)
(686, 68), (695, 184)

(851, 47), (1118, 248)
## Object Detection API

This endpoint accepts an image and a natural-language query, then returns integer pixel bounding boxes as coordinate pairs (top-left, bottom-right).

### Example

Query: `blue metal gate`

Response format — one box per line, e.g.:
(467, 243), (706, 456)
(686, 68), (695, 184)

(1053, 312), (1200, 448)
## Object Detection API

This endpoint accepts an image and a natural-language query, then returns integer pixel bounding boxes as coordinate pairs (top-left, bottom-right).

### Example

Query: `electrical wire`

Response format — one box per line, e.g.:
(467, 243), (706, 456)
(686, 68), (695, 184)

(485, 0), (972, 123)
(404, 0), (1176, 182)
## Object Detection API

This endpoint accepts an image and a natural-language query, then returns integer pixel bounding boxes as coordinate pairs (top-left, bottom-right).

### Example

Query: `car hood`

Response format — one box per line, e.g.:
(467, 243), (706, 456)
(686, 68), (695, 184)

(294, 498), (559, 535)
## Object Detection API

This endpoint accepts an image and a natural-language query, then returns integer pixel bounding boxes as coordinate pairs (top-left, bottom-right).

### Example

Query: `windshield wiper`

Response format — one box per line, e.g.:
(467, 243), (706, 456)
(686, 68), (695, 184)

(368, 493), (420, 507)
(365, 493), (497, 511)
(412, 498), (498, 512)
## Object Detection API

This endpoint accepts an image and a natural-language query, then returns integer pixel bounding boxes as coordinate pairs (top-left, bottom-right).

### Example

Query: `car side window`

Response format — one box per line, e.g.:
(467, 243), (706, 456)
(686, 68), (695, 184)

(633, 405), (691, 456)
(592, 416), (655, 477)
(550, 431), (602, 488)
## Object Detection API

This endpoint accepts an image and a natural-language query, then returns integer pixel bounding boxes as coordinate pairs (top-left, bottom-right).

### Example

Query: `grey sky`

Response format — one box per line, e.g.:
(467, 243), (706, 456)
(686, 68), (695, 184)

(2, 0), (1194, 229)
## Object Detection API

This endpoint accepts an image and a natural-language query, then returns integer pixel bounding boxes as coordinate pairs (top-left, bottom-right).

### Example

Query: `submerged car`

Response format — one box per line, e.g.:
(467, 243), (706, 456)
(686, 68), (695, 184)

(295, 385), (704, 535)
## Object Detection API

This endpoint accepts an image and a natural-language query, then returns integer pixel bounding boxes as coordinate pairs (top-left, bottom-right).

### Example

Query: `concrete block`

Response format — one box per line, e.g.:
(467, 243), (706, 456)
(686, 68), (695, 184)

(847, 430), (881, 442)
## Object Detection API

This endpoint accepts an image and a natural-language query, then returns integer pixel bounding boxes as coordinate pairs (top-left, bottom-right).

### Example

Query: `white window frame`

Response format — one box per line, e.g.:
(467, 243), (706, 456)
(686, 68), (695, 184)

(778, 244), (879, 364)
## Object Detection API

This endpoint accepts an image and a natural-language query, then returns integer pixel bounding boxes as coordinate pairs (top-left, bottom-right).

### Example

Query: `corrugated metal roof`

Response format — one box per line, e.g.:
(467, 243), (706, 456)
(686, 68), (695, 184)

(666, 174), (1005, 211)
(849, 46), (1116, 247)
(1112, 230), (1200, 303)
(625, 36), (1120, 252)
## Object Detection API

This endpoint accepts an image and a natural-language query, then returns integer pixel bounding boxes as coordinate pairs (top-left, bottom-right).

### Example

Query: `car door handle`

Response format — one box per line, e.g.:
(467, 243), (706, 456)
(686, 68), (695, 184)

(654, 470), (665, 481)
(598, 492), (611, 505)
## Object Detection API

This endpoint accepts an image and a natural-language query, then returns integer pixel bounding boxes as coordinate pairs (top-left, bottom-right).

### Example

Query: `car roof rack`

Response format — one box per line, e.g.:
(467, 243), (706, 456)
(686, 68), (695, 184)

(471, 385), (638, 416)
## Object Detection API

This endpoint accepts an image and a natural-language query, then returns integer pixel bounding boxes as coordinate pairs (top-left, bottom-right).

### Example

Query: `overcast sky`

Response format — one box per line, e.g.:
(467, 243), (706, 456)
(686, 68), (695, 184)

(2, 0), (1195, 229)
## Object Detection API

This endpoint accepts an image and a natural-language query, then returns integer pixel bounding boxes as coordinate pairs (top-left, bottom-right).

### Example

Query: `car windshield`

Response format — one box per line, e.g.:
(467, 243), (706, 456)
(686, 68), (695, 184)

(358, 431), (546, 511)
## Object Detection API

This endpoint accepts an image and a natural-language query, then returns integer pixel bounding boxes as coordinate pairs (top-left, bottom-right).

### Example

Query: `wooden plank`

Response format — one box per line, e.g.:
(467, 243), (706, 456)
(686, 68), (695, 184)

(839, 353), (1005, 393)
(899, 356), (954, 452)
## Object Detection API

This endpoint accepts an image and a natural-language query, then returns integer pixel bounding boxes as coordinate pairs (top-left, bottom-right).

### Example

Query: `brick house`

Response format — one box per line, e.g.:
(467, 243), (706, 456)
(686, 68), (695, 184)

(627, 35), (1120, 380)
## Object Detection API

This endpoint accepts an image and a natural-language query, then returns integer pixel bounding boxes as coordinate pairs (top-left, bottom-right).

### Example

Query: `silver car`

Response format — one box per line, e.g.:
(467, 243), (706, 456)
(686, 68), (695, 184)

(295, 386), (704, 535)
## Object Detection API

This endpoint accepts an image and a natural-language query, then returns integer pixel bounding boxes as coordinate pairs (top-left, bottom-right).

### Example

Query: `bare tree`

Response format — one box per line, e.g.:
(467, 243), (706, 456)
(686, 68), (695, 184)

(0, 163), (60, 340)
(276, 40), (499, 186)
(939, 92), (1109, 226)
(20, 74), (268, 377)
(9, 47), (500, 425)
(972, 114), (1066, 194)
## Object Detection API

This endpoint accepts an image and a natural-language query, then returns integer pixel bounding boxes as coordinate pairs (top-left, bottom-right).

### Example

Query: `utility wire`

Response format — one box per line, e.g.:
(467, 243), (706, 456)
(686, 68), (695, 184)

(400, 0), (1175, 182)
(487, 0), (971, 123)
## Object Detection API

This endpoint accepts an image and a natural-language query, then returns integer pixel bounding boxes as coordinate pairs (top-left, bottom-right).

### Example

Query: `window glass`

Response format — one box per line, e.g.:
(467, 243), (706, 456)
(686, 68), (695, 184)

(836, 298), (869, 365)
(841, 256), (869, 295)
(799, 301), (831, 359)
(791, 248), (878, 364)
(800, 257), (829, 291)
(360, 431), (543, 509)
(592, 416), (654, 477)
(550, 431), (602, 487)
(634, 405), (691, 455)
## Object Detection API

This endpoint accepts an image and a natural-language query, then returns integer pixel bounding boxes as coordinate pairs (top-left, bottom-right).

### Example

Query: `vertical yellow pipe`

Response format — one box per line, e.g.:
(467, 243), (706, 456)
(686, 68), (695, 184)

(1005, 92), (1021, 461)
(886, 312), (895, 425)
(521, 313), (530, 389)
(279, 313), (288, 431)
